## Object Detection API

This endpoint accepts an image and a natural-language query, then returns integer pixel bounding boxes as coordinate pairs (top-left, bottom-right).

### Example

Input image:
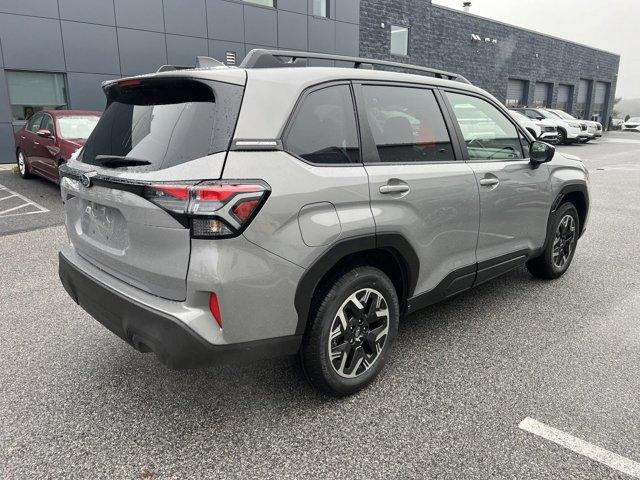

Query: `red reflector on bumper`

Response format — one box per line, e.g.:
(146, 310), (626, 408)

(209, 292), (222, 328)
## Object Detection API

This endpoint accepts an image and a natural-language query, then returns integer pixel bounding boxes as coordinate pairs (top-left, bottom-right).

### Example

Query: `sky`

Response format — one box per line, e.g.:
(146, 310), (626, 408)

(432, 0), (639, 100)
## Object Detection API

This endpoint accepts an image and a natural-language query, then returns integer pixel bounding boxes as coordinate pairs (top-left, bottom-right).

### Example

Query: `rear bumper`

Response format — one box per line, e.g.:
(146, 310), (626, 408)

(59, 251), (301, 369)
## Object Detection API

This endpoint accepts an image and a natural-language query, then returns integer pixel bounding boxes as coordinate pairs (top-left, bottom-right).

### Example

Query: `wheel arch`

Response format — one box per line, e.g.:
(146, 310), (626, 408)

(294, 233), (419, 336)
(550, 184), (589, 238)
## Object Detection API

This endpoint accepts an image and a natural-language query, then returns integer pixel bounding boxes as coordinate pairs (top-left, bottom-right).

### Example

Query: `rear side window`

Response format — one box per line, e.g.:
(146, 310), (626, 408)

(285, 84), (360, 164)
(362, 85), (455, 163)
(81, 78), (243, 170)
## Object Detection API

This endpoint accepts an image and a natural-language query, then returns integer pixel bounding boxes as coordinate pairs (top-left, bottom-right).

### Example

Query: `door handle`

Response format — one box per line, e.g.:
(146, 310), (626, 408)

(20, 135), (26, 139)
(379, 184), (410, 194)
(33, 141), (40, 146)
(479, 177), (499, 187)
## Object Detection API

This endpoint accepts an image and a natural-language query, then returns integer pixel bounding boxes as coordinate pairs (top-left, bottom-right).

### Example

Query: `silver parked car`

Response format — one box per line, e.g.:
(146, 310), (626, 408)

(58, 51), (590, 396)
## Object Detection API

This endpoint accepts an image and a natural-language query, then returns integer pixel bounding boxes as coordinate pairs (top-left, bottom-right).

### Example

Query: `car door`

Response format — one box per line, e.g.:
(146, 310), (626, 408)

(354, 82), (480, 309)
(21, 113), (43, 169)
(443, 90), (553, 284)
(36, 113), (60, 179)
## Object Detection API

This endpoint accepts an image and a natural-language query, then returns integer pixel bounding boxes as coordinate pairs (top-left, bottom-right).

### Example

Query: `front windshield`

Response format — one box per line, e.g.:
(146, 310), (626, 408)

(510, 111), (531, 123)
(58, 116), (100, 140)
(550, 110), (575, 120)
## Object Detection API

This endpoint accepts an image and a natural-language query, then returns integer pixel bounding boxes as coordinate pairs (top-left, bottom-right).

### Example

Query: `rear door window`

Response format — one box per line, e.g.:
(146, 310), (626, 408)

(81, 78), (244, 170)
(285, 84), (360, 164)
(361, 85), (455, 163)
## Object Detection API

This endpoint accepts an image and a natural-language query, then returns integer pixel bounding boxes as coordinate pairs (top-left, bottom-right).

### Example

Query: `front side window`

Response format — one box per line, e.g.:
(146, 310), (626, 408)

(26, 113), (43, 133)
(40, 115), (55, 135)
(6, 71), (67, 122)
(285, 85), (359, 164)
(446, 92), (524, 161)
(313, 0), (329, 17)
(362, 85), (455, 163)
(390, 26), (409, 56)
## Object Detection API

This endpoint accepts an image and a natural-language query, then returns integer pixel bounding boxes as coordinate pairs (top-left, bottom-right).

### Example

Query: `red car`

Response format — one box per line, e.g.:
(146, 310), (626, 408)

(15, 110), (101, 184)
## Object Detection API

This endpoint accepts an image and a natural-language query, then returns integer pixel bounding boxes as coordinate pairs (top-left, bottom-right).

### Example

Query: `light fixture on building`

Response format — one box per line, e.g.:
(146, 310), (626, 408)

(463, 1), (471, 13)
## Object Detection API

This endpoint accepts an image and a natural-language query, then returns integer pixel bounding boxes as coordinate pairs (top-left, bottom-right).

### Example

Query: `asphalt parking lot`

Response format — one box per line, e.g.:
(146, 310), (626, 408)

(1, 132), (639, 479)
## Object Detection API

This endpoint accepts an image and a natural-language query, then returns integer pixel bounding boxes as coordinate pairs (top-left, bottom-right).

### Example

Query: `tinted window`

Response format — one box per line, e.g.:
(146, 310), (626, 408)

(446, 92), (524, 160)
(81, 78), (243, 171)
(363, 85), (455, 163)
(40, 115), (55, 135)
(286, 85), (359, 164)
(26, 113), (43, 133)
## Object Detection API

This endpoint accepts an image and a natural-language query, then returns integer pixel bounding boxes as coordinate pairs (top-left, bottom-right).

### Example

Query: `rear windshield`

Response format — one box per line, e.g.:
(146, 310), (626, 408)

(80, 78), (243, 170)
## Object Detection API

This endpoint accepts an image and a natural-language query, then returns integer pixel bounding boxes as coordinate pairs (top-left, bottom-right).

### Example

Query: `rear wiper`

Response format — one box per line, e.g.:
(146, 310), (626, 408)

(95, 155), (151, 168)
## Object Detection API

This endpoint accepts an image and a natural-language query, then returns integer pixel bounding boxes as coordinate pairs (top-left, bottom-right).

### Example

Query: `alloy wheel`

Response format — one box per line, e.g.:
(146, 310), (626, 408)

(327, 288), (389, 378)
(552, 214), (576, 268)
(17, 151), (26, 175)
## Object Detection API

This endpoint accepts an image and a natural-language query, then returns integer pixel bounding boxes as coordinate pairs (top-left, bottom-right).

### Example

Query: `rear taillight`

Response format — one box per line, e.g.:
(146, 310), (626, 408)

(143, 181), (269, 238)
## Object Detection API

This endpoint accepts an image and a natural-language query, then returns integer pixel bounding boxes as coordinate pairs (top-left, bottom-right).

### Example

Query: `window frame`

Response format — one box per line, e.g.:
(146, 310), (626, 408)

(390, 25), (410, 57)
(280, 80), (363, 167)
(352, 80), (464, 165)
(312, 0), (330, 18)
(439, 87), (534, 163)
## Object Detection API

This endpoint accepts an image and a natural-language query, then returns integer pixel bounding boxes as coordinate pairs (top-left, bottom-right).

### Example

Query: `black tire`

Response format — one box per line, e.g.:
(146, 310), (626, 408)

(299, 266), (399, 396)
(557, 129), (567, 145)
(526, 202), (580, 280)
(16, 149), (32, 179)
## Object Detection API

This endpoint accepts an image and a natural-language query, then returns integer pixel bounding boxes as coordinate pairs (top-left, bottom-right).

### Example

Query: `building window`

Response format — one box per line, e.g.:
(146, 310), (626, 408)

(6, 71), (67, 123)
(244, 0), (275, 7)
(390, 25), (409, 56)
(313, 0), (329, 17)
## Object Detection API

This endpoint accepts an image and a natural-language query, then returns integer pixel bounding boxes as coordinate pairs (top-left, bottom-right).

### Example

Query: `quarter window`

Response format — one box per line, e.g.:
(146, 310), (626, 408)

(390, 26), (409, 56)
(362, 85), (455, 163)
(6, 71), (67, 122)
(446, 92), (524, 160)
(285, 85), (360, 164)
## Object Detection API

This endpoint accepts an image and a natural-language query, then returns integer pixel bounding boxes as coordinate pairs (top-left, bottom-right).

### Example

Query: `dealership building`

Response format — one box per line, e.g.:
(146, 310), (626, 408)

(0, 0), (620, 163)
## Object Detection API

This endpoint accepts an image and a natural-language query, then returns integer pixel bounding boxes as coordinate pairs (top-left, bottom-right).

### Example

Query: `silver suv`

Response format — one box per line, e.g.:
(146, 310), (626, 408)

(58, 50), (589, 396)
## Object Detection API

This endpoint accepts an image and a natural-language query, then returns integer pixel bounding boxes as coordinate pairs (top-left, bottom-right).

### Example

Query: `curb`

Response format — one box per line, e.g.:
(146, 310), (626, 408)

(0, 164), (16, 172)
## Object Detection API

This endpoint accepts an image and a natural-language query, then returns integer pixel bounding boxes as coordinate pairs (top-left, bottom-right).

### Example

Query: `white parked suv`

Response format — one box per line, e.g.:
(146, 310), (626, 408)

(515, 107), (589, 145)
(622, 117), (640, 132)
(509, 109), (558, 143)
(545, 109), (601, 141)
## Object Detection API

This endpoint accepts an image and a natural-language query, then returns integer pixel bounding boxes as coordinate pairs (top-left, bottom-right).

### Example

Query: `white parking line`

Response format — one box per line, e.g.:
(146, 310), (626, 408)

(0, 184), (49, 217)
(519, 417), (640, 478)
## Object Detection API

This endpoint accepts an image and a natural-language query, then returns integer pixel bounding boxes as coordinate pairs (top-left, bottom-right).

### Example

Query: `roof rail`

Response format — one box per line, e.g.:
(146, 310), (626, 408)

(240, 49), (471, 84)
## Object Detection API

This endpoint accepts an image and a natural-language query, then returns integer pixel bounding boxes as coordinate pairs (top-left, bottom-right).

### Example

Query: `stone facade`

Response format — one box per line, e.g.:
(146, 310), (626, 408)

(360, 0), (619, 124)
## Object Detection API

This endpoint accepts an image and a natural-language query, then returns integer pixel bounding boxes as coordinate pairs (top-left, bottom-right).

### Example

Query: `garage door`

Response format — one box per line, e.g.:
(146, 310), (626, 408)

(556, 84), (572, 112)
(506, 79), (525, 107)
(533, 82), (551, 107)
(576, 79), (591, 118)
(593, 82), (608, 121)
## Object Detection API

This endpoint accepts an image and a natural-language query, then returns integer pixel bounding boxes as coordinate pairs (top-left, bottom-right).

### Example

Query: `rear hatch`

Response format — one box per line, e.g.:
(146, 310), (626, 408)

(60, 73), (245, 301)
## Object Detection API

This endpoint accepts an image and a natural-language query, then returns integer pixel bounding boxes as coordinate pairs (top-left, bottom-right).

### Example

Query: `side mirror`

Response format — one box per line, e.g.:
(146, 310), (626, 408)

(530, 140), (555, 164)
(36, 129), (53, 139)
